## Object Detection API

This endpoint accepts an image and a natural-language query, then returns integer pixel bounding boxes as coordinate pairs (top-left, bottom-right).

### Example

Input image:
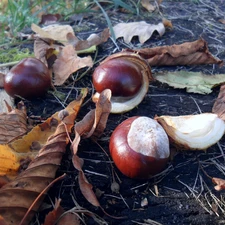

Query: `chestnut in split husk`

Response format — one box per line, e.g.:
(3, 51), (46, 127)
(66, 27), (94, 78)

(109, 116), (170, 179)
(4, 57), (51, 99)
(92, 52), (153, 113)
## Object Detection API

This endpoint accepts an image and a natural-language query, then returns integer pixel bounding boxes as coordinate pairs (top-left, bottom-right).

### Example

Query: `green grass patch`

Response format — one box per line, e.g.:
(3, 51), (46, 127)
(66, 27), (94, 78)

(0, 0), (140, 45)
(0, 47), (34, 63)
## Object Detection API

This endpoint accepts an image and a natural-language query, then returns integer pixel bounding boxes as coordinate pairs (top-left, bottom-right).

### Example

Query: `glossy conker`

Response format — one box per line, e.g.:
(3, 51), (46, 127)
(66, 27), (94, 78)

(92, 52), (153, 114)
(109, 116), (170, 179)
(93, 58), (142, 97)
(4, 57), (51, 99)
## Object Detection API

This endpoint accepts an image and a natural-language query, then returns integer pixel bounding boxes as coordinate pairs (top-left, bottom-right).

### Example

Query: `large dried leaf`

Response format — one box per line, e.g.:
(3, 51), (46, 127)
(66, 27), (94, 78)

(53, 45), (93, 86)
(154, 71), (225, 94)
(126, 39), (223, 66)
(0, 102), (27, 144)
(113, 21), (165, 44)
(31, 23), (75, 44)
(67, 28), (110, 51)
(0, 89), (87, 225)
(0, 89), (88, 178)
(71, 89), (111, 207)
(212, 84), (225, 121)
(33, 28), (109, 66)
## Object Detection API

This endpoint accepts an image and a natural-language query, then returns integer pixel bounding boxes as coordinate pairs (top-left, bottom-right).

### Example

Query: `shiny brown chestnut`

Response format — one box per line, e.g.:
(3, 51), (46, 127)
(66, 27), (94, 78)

(92, 52), (153, 113)
(4, 57), (51, 99)
(109, 116), (170, 179)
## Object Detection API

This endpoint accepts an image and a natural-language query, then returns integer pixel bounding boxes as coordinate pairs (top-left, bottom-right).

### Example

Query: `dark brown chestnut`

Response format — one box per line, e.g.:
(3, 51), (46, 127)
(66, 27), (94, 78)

(93, 58), (142, 97)
(4, 57), (51, 99)
(109, 116), (170, 179)
(92, 52), (153, 113)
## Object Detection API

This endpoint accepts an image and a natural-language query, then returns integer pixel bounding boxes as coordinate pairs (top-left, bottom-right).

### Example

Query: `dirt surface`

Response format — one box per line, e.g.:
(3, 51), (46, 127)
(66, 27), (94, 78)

(7, 1), (225, 225)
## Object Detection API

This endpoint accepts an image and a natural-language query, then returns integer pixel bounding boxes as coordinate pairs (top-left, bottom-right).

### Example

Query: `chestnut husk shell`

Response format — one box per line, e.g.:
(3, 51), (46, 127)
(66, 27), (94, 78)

(109, 116), (169, 179)
(4, 58), (51, 99)
(93, 51), (153, 114)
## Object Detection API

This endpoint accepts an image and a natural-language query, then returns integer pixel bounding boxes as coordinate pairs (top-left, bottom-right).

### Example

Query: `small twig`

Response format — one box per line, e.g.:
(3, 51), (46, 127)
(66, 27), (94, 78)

(131, 183), (148, 190)
(51, 92), (66, 108)
(190, 96), (202, 113)
(120, 193), (130, 209)
(84, 169), (109, 178)
(217, 142), (225, 161)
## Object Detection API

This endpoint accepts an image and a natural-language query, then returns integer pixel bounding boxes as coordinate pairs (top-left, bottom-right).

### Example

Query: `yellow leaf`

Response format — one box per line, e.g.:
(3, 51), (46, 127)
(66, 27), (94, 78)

(0, 88), (88, 177)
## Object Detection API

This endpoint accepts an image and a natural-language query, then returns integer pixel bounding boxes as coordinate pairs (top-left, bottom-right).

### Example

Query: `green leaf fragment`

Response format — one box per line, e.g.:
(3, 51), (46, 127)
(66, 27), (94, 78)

(153, 71), (225, 94)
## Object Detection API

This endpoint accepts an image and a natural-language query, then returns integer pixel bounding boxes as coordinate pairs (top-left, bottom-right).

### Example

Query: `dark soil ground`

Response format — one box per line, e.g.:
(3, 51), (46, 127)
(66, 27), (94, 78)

(7, 1), (225, 225)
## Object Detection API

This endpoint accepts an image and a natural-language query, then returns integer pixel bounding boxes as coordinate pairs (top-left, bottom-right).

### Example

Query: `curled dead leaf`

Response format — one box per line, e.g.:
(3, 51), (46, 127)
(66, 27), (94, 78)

(113, 21), (165, 44)
(126, 38), (223, 66)
(71, 89), (111, 207)
(31, 23), (75, 45)
(53, 45), (93, 86)
(0, 102), (27, 144)
(0, 90), (87, 225)
(34, 37), (59, 66)
(67, 28), (110, 51)
(0, 89), (88, 178)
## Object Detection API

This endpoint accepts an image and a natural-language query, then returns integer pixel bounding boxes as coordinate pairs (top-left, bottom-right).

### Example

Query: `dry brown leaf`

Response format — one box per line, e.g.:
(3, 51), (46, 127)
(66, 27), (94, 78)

(72, 153), (100, 207)
(141, 0), (156, 12)
(43, 199), (64, 225)
(0, 89), (88, 178)
(0, 68), (14, 114)
(43, 199), (80, 225)
(0, 102), (27, 144)
(162, 18), (173, 28)
(126, 38), (223, 66)
(212, 177), (225, 191)
(31, 23), (75, 44)
(74, 89), (112, 140)
(39, 13), (61, 25)
(0, 89), (87, 225)
(34, 37), (59, 66)
(113, 21), (165, 44)
(212, 84), (225, 121)
(67, 28), (110, 51)
(0, 91), (14, 114)
(71, 89), (111, 207)
(53, 45), (93, 86)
